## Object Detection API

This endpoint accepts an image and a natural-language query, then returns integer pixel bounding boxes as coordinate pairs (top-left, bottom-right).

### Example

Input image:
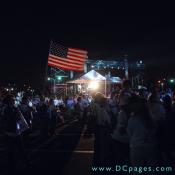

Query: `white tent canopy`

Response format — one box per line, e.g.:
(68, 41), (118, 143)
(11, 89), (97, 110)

(80, 70), (106, 81)
(67, 70), (123, 84)
(66, 70), (122, 96)
(67, 70), (106, 84)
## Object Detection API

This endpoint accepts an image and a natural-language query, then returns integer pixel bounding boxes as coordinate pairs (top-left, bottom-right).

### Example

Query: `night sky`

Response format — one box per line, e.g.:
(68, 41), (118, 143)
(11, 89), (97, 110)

(0, 6), (175, 87)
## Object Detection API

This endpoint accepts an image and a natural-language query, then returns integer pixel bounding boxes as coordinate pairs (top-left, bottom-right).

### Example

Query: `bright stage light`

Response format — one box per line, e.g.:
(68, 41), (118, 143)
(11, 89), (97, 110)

(88, 81), (99, 90)
(78, 84), (82, 89)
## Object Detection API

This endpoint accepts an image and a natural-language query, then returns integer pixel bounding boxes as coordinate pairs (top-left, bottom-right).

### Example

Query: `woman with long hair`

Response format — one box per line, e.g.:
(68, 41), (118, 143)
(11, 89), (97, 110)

(127, 96), (160, 169)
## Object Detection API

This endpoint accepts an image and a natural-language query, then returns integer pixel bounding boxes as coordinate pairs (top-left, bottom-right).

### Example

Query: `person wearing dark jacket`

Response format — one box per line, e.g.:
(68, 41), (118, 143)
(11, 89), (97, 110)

(38, 98), (50, 138)
(48, 99), (57, 136)
(2, 94), (29, 175)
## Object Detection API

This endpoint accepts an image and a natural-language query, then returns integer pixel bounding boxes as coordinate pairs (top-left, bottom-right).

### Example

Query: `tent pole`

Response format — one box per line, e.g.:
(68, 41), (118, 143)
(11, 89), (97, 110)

(105, 79), (107, 97)
(66, 83), (67, 96)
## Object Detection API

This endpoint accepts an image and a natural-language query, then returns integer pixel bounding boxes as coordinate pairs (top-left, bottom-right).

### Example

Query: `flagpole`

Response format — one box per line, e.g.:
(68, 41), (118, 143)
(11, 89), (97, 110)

(53, 67), (56, 95)
(43, 40), (53, 95)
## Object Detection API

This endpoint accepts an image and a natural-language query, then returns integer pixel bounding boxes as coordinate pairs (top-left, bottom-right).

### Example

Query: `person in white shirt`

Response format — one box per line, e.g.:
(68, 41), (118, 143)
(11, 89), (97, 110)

(92, 92), (111, 165)
(110, 92), (130, 165)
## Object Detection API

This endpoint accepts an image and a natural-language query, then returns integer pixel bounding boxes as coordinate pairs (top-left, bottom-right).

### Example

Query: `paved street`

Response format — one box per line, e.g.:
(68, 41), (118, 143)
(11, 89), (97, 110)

(1, 119), (175, 175)
(0, 120), (94, 175)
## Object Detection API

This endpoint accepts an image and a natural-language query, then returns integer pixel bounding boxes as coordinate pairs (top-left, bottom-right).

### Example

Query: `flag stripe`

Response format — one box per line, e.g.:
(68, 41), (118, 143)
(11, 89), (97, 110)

(67, 55), (86, 62)
(67, 51), (88, 58)
(48, 59), (83, 69)
(48, 61), (83, 71)
(48, 63), (83, 71)
(49, 54), (84, 65)
(48, 62), (83, 71)
(68, 48), (88, 54)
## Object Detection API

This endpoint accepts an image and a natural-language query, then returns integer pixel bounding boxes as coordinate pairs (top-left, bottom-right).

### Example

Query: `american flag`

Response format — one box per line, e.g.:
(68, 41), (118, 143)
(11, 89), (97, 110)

(48, 41), (88, 71)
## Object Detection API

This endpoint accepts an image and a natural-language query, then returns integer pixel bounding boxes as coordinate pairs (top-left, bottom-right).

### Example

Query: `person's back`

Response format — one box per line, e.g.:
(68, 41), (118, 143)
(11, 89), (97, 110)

(92, 93), (111, 165)
(127, 114), (159, 167)
(95, 102), (111, 126)
(38, 102), (49, 137)
(148, 95), (166, 124)
(82, 97), (89, 108)
(108, 93), (118, 130)
(74, 97), (83, 120)
(111, 108), (129, 143)
(108, 97), (118, 114)
(127, 96), (159, 167)
(3, 105), (18, 134)
(38, 102), (49, 115)
(110, 89), (131, 166)
(48, 99), (58, 136)
(67, 97), (75, 110)
(74, 102), (83, 113)
(1, 95), (29, 174)
(111, 90), (131, 143)
(127, 116), (157, 149)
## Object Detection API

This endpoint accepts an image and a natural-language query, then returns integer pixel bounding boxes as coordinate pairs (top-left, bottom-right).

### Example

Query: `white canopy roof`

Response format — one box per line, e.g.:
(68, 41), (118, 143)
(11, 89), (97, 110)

(80, 70), (106, 81)
(67, 70), (106, 84)
(67, 70), (122, 84)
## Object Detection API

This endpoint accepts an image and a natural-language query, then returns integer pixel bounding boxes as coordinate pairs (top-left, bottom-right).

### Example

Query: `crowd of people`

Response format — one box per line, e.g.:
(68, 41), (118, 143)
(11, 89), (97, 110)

(0, 81), (175, 174)
(0, 91), (90, 174)
(88, 80), (175, 173)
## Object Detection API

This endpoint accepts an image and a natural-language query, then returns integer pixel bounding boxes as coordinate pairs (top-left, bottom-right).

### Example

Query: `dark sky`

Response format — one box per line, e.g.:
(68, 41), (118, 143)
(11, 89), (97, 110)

(0, 6), (175, 87)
